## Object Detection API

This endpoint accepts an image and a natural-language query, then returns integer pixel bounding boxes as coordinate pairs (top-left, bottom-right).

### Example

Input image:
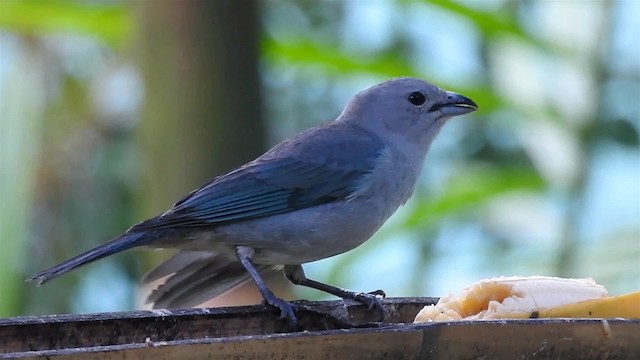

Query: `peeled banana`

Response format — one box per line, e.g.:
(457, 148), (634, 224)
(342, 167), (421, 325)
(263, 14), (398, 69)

(414, 276), (640, 323)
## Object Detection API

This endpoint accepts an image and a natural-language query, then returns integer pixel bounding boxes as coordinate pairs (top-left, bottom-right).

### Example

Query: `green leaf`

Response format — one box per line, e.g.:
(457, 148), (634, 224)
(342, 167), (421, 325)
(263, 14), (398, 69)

(0, 0), (132, 47)
(427, 0), (568, 56)
(597, 119), (640, 147)
(262, 36), (414, 77)
(263, 36), (503, 113)
(401, 165), (546, 230)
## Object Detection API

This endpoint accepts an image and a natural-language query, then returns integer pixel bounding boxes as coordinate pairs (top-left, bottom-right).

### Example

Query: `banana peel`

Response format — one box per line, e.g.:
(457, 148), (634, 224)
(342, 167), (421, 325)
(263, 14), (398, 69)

(414, 276), (640, 323)
(527, 291), (640, 319)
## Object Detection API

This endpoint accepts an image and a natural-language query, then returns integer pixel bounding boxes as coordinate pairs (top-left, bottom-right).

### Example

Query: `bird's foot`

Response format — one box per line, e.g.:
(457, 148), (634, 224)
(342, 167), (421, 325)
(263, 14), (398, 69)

(351, 290), (385, 320)
(263, 295), (298, 329)
(368, 289), (386, 298)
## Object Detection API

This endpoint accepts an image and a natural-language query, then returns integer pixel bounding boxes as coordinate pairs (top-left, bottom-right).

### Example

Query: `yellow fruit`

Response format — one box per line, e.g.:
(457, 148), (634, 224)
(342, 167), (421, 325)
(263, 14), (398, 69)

(533, 291), (640, 319)
(414, 276), (638, 322)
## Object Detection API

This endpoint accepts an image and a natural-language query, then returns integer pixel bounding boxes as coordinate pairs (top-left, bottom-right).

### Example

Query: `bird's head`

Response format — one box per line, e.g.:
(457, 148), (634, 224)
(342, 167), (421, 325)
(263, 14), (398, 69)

(339, 77), (478, 151)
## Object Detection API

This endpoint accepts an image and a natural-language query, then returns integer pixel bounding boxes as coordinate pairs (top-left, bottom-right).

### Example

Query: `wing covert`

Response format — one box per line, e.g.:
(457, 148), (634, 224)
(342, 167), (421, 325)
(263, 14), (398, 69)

(131, 125), (384, 231)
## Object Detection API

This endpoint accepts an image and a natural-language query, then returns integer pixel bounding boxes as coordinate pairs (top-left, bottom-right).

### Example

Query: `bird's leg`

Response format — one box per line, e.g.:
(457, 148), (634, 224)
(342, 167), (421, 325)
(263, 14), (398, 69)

(235, 246), (297, 327)
(284, 264), (385, 320)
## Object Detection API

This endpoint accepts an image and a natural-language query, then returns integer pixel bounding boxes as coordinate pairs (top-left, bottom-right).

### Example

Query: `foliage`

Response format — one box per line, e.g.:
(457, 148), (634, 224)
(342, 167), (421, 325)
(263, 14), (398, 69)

(0, 0), (638, 316)
(0, 0), (131, 46)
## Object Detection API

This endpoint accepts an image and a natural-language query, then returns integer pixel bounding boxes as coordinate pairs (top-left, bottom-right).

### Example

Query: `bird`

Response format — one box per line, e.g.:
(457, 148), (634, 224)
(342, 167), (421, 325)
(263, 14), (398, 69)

(29, 77), (477, 326)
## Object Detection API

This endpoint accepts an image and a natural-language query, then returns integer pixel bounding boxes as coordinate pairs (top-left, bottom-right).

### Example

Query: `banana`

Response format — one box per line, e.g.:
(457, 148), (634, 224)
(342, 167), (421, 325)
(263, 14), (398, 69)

(531, 291), (640, 319)
(414, 276), (639, 322)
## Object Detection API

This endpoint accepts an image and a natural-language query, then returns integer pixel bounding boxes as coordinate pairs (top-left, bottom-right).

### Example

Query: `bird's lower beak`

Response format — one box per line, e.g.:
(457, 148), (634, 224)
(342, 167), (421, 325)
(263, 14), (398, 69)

(430, 91), (478, 117)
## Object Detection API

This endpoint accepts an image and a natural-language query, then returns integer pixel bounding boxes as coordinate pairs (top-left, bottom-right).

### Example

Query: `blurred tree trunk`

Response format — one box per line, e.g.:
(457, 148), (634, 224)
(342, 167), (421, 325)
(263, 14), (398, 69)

(136, 0), (289, 307)
(137, 0), (265, 211)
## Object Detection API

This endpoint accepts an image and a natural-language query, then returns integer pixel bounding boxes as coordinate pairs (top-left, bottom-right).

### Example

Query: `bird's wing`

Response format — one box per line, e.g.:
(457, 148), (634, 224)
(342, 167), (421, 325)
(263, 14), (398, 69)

(131, 125), (384, 231)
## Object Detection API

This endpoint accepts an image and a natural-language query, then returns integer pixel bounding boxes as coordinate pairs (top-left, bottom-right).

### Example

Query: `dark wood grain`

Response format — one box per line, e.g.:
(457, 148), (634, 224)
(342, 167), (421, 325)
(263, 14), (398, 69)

(2, 297), (639, 359)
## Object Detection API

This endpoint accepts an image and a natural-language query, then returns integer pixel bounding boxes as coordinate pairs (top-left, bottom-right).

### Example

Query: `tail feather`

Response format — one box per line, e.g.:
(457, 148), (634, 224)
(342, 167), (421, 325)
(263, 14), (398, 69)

(145, 251), (277, 309)
(141, 250), (213, 284)
(29, 232), (145, 286)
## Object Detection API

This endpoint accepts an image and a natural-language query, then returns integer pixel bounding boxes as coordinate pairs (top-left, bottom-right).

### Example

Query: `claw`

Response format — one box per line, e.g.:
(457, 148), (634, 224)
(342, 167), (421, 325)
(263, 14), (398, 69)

(352, 292), (385, 321)
(265, 297), (298, 328)
(368, 289), (386, 298)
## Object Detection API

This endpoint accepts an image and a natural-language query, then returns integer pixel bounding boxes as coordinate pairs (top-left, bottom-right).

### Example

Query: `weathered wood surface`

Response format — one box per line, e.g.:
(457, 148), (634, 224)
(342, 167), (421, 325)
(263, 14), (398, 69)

(1, 297), (638, 359)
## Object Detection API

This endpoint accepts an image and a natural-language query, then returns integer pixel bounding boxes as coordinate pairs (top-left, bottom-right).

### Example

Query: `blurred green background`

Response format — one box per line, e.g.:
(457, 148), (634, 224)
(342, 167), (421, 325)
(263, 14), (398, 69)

(0, 0), (638, 317)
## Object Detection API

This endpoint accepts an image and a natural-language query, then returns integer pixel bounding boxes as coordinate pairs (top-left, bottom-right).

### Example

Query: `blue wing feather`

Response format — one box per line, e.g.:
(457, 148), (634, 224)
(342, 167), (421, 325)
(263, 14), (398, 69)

(131, 124), (384, 231)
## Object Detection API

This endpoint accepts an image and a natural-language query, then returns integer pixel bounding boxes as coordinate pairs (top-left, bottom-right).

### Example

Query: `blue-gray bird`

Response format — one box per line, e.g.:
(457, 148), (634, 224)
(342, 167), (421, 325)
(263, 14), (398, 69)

(30, 77), (477, 325)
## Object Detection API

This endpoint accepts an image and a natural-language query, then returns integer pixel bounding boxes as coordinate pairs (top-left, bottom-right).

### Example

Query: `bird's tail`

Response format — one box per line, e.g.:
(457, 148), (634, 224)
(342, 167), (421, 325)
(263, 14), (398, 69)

(144, 250), (277, 309)
(28, 232), (146, 286)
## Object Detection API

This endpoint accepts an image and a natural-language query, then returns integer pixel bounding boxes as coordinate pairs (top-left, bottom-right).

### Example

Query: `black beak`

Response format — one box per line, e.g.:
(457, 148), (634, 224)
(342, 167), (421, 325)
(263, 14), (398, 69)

(429, 91), (478, 116)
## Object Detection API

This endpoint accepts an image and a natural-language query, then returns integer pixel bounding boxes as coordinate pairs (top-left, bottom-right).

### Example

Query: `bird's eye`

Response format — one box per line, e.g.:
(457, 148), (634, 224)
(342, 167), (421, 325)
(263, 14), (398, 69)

(408, 91), (426, 106)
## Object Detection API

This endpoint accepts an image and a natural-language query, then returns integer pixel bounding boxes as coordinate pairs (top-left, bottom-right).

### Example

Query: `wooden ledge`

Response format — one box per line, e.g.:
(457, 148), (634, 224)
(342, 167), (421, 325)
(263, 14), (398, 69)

(1, 297), (638, 359)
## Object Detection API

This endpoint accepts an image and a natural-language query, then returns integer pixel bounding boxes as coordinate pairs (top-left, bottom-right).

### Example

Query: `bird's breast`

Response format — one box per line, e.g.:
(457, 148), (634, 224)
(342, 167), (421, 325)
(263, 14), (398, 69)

(349, 146), (422, 209)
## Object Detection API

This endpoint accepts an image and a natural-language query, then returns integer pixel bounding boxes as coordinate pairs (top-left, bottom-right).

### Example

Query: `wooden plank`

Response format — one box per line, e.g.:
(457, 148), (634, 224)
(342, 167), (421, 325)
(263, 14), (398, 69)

(0, 297), (433, 355)
(1, 297), (639, 359)
(5, 320), (640, 359)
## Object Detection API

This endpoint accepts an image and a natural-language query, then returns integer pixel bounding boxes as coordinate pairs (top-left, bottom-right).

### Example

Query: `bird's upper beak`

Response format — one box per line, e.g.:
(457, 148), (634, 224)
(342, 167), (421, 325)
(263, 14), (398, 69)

(429, 91), (478, 117)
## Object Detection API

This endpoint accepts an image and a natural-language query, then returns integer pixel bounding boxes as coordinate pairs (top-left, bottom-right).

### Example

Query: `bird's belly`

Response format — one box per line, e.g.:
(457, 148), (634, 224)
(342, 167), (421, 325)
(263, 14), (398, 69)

(180, 197), (396, 265)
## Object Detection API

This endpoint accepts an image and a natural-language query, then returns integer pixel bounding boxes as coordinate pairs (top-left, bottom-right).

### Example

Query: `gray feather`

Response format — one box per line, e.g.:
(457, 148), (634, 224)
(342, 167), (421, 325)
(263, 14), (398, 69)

(132, 124), (384, 232)
(146, 251), (276, 308)
(141, 250), (213, 284)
